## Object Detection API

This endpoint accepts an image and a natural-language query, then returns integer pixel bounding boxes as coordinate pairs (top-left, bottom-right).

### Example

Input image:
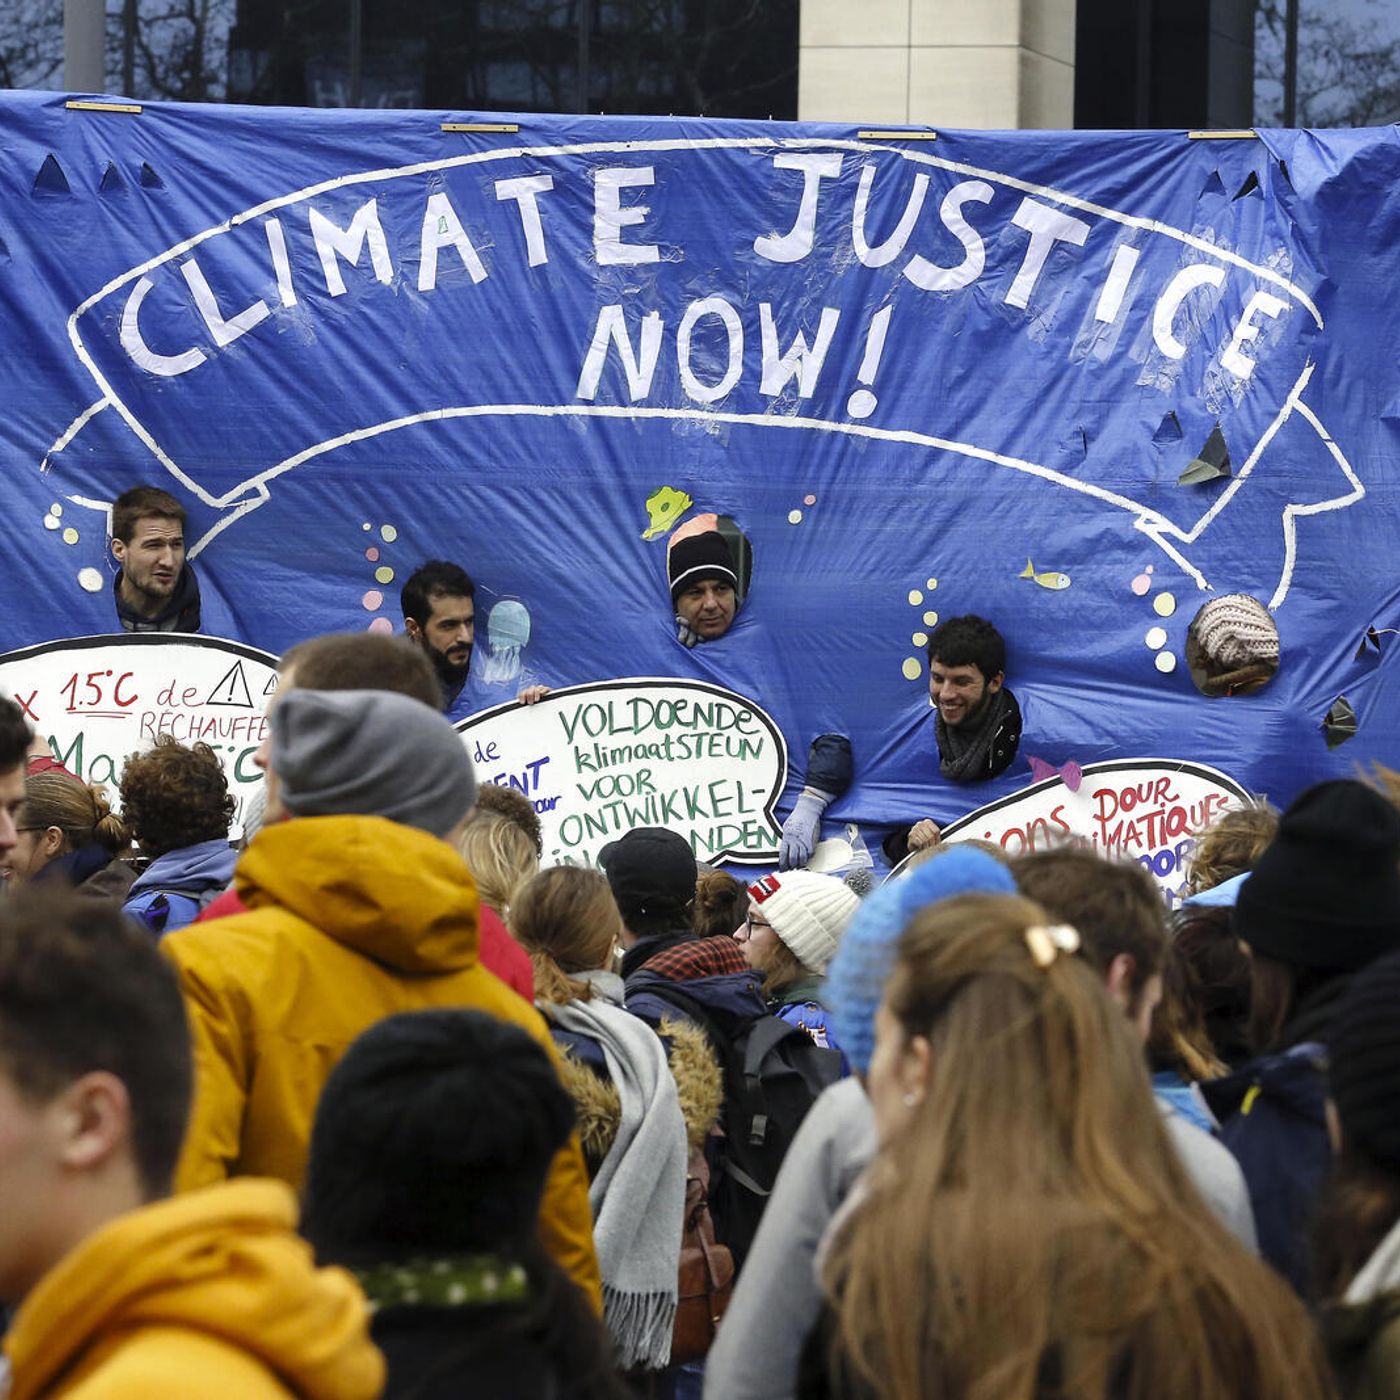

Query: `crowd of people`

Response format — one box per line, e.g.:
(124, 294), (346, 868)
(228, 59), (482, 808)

(2, 615), (1400, 1398)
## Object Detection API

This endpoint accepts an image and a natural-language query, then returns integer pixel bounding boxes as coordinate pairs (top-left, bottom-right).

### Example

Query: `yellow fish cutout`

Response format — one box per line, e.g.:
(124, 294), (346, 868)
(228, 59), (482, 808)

(1020, 558), (1071, 590)
(642, 485), (694, 540)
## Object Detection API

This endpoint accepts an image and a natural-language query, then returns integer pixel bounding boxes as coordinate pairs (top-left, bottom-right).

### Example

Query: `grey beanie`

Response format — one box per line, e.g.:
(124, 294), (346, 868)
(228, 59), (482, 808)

(272, 689), (477, 837)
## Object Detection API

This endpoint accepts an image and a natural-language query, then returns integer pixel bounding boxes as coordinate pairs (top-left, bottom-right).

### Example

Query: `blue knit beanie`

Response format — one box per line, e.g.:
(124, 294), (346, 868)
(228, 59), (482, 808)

(827, 846), (1016, 1073)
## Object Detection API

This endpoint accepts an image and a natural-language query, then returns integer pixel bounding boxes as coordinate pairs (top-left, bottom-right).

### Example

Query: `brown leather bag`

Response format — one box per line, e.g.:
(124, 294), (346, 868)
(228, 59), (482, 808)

(670, 1147), (735, 1364)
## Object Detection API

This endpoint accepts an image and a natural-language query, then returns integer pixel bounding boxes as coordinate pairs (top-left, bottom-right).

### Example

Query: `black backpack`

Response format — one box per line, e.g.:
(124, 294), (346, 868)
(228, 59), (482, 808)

(630, 976), (844, 1268)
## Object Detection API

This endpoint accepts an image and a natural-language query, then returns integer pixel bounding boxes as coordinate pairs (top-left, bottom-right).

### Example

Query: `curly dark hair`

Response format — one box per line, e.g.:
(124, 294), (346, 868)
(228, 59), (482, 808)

(474, 782), (543, 858)
(119, 734), (235, 858)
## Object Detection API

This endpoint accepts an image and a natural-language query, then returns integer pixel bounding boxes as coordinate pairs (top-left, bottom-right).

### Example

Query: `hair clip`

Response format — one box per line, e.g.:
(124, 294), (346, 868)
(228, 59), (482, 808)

(1024, 923), (1081, 968)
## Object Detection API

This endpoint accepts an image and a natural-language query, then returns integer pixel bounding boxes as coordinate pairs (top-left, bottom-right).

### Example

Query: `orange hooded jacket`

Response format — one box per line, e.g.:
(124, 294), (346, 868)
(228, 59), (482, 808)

(3, 1179), (383, 1399)
(161, 815), (602, 1311)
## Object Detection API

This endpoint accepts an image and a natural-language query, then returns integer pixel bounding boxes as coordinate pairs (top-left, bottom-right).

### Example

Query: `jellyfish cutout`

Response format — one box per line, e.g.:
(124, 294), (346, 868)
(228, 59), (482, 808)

(480, 600), (532, 686)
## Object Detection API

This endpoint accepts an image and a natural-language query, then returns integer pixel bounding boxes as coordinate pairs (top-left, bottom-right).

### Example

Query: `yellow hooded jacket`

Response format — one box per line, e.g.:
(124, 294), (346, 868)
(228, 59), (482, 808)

(161, 815), (602, 1310)
(3, 1179), (383, 1400)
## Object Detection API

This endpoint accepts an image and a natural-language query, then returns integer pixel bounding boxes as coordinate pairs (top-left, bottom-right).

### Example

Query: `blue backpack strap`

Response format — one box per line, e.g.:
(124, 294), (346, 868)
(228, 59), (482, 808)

(125, 889), (201, 936)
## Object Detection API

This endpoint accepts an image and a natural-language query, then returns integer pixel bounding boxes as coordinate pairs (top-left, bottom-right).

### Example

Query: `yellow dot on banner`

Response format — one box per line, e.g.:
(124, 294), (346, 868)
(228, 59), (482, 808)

(62, 527), (79, 545)
(77, 567), (103, 593)
(1153, 591), (1176, 617)
(43, 515), (60, 531)
(380, 524), (398, 543)
(50, 502), (62, 517)
(788, 509), (803, 524)
(1145, 626), (1167, 650)
(1155, 651), (1177, 674)
(908, 589), (923, 606)
(362, 522), (371, 531)
(912, 632), (928, 647)
(374, 565), (395, 584)
(923, 610), (938, 626)
(926, 577), (938, 590)
(901, 657), (923, 681)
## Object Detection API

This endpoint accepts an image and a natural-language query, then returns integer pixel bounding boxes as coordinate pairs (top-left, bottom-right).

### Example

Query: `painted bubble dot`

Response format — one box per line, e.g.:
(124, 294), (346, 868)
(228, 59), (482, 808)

(362, 522), (371, 531)
(901, 657), (923, 681)
(1131, 573), (1152, 596)
(788, 510), (803, 524)
(374, 565), (395, 585)
(62, 527), (79, 545)
(43, 514), (60, 531)
(49, 502), (62, 518)
(361, 589), (384, 611)
(367, 617), (394, 635)
(365, 546), (380, 562)
(1155, 651), (1177, 674)
(379, 524), (398, 543)
(1153, 591), (1177, 618)
(77, 567), (103, 593)
(907, 589), (923, 606)
(1145, 626), (1168, 650)
(803, 494), (817, 506)
(912, 631), (928, 648)
(923, 610), (939, 627)
(926, 577), (938, 590)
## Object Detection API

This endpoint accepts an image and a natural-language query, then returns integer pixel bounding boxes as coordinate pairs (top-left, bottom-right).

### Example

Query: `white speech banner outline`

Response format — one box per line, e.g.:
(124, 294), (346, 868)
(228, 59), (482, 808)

(456, 675), (790, 866)
(0, 633), (279, 844)
(886, 756), (1254, 903)
(45, 135), (1358, 606)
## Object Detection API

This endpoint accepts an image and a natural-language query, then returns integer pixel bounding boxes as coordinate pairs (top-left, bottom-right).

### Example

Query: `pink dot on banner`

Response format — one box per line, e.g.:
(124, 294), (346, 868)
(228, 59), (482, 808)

(366, 546), (380, 562)
(362, 589), (383, 611)
(804, 494), (817, 506)
(1131, 573), (1151, 596)
(367, 617), (394, 635)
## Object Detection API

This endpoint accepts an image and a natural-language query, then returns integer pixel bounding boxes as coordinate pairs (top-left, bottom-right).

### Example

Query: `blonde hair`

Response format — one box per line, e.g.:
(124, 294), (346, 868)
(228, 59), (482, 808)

(1186, 802), (1278, 895)
(456, 813), (538, 916)
(510, 866), (620, 1005)
(21, 771), (130, 856)
(823, 892), (1336, 1400)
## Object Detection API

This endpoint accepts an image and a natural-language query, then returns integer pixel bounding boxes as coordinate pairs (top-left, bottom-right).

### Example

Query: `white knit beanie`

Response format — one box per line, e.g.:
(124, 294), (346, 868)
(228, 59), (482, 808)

(747, 870), (860, 974)
(1191, 594), (1279, 669)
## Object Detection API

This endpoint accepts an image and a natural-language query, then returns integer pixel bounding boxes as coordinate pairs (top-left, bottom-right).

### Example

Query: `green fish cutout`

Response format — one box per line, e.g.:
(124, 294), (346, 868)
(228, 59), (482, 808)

(1019, 558), (1071, 591)
(641, 485), (693, 540)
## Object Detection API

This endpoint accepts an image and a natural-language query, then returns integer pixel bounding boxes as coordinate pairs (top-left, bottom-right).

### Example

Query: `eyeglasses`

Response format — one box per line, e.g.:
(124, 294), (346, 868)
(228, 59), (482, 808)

(743, 915), (774, 937)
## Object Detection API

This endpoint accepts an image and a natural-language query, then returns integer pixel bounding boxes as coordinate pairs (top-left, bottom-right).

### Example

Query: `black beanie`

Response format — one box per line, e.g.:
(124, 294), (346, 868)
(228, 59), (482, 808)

(668, 530), (737, 605)
(1234, 780), (1400, 975)
(1330, 949), (1400, 1171)
(302, 1008), (575, 1264)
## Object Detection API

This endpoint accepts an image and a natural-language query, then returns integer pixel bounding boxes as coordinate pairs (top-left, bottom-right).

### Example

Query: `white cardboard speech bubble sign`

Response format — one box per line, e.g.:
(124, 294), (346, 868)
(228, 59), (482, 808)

(887, 757), (1253, 906)
(457, 677), (788, 867)
(0, 634), (279, 843)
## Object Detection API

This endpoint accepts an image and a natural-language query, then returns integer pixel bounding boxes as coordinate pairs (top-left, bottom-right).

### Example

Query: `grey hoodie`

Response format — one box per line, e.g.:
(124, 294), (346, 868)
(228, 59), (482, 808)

(703, 1078), (875, 1400)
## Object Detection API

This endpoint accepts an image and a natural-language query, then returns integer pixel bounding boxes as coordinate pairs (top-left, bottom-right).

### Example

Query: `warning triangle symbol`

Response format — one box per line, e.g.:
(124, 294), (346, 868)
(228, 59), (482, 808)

(206, 660), (253, 709)
(263, 674), (280, 696)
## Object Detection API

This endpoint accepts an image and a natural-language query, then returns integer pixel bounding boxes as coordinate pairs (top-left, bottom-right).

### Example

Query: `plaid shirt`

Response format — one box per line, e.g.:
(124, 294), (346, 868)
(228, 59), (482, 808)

(641, 934), (749, 983)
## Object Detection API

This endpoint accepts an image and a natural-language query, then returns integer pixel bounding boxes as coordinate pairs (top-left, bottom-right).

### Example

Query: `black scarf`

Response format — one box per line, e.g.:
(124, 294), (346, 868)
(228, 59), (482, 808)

(113, 564), (202, 633)
(935, 685), (1022, 783)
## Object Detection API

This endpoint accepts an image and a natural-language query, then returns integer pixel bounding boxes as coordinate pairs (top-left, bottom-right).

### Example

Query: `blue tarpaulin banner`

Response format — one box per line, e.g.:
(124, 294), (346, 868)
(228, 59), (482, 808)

(2, 92), (1397, 858)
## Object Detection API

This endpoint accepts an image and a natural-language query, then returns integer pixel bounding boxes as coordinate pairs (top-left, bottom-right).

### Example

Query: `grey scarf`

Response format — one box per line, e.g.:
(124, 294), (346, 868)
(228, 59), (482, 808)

(542, 991), (687, 1369)
(935, 685), (1020, 783)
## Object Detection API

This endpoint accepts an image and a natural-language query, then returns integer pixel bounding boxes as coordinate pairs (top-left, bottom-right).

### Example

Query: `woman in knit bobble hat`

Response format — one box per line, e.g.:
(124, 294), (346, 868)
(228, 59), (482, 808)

(734, 870), (860, 1052)
(1186, 593), (1280, 696)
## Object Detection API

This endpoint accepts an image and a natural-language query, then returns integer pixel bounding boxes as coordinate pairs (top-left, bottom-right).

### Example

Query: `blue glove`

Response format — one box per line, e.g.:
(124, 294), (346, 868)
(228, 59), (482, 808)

(779, 787), (834, 870)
